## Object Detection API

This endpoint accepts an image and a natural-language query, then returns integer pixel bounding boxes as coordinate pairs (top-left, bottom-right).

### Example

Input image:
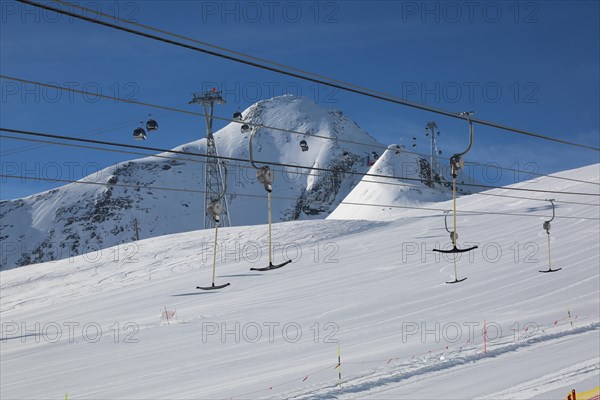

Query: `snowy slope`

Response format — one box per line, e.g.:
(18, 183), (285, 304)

(329, 144), (454, 221)
(1, 164), (598, 399)
(2, 96), (413, 270)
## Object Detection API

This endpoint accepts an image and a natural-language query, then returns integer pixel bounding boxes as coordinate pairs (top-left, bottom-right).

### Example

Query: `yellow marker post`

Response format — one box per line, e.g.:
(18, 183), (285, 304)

(566, 305), (575, 329)
(337, 343), (342, 388)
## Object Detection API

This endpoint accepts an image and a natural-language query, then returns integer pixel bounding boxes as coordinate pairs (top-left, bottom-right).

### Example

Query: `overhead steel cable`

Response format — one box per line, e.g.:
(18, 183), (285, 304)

(15, 0), (600, 152)
(338, 201), (600, 221)
(3, 174), (599, 222)
(0, 111), (166, 157)
(3, 127), (599, 198)
(3, 133), (599, 208)
(2, 75), (598, 190)
(0, 75), (387, 152)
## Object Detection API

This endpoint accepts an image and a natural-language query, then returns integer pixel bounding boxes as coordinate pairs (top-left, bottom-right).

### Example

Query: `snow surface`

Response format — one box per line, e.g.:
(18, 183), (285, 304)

(1, 164), (599, 399)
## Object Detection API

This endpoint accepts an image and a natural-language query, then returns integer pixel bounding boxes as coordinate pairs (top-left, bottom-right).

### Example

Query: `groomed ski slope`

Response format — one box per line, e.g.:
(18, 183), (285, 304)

(1, 164), (599, 399)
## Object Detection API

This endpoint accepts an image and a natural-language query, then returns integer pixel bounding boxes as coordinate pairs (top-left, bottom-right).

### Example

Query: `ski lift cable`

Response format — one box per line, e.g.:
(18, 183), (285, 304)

(3, 134), (598, 208)
(0, 111), (166, 157)
(2, 128), (599, 199)
(2, 75), (597, 189)
(1, 133), (596, 211)
(3, 174), (599, 221)
(18, 0), (600, 152)
(337, 201), (600, 221)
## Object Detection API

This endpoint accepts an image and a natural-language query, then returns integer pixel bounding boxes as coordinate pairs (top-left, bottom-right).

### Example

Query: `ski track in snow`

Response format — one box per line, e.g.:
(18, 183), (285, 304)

(279, 324), (600, 400)
(475, 357), (600, 400)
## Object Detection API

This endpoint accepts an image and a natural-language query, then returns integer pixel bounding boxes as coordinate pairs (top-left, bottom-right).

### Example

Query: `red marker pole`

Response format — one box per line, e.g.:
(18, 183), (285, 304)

(484, 320), (487, 355)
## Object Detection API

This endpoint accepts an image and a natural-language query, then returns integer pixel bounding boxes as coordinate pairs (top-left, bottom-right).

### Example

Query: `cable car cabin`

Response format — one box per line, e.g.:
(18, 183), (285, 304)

(133, 128), (146, 141)
(367, 152), (379, 166)
(232, 111), (243, 121)
(146, 119), (158, 132)
(299, 140), (309, 152)
(241, 124), (250, 133)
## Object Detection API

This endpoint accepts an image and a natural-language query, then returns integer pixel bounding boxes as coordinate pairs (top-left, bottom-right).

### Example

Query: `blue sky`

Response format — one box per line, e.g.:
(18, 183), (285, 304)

(1, 0), (599, 200)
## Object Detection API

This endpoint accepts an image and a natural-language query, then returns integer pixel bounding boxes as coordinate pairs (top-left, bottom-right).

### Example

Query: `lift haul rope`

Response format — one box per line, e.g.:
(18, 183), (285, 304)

(1, 74), (599, 190)
(3, 132), (600, 210)
(2, 127), (599, 199)
(14, 0), (600, 152)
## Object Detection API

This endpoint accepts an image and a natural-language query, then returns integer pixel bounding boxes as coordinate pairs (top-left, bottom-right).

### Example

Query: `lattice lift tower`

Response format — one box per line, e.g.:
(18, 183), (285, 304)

(425, 121), (441, 184)
(189, 89), (232, 229)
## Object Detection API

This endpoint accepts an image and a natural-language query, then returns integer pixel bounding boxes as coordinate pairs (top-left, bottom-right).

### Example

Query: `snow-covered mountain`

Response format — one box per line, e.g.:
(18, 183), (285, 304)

(1, 96), (451, 270)
(1, 164), (598, 399)
(330, 144), (455, 221)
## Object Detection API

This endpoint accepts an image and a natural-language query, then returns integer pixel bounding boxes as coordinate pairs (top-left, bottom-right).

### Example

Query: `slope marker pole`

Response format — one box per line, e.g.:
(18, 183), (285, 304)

(337, 342), (342, 388)
(566, 305), (575, 329)
(483, 319), (487, 355)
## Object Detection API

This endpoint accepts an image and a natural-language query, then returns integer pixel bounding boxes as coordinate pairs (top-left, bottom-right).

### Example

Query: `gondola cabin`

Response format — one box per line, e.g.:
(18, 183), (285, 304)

(299, 140), (309, 152)
(146, 119), (158, 132)
(367, 151), (379, 166)
(133, 127), (146, 141)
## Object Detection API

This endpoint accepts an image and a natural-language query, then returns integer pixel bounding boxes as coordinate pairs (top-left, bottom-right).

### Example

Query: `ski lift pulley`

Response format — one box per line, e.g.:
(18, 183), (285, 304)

(256, 166), (273, 193)
(207, 200), (222, 223)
